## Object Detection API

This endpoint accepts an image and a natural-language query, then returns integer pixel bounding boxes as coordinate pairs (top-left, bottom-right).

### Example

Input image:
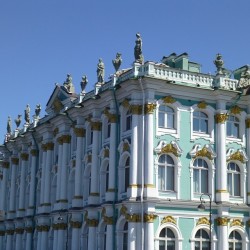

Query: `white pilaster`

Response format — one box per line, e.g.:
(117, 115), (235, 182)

(56, 141), (63, 202)
(128, 222), (136, 250)
(88, 226), (97, 250)
(40, 146), (47, 205)
(6, 233), (13, 250)
(145, 221), (154, 250)
(217, 219), (229, 250)
(106, 224), (113, 250)
(246, 116), (250, 203)
(9, 157), (19, 213)
(0, 163), (8, 212)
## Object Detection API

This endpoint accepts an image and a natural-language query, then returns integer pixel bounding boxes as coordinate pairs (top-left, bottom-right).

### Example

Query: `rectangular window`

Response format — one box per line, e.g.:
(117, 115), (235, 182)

(167, 167), (174, 191)
(201, 170), (208, 193)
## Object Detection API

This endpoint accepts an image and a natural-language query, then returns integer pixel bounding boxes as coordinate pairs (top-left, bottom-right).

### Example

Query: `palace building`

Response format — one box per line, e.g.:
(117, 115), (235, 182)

(1, 37), (250, 250)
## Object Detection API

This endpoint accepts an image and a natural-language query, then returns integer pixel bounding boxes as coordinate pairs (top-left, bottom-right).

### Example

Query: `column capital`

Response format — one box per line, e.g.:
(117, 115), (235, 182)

(15, 228), (24, 234)
(216, 217), (230, 226)
(20, 153), (29, 161)
(2, 161), (10, 168)
(11, 157), (19, 165)
(70, 221), (82, 228)
(74, 127), (86, 137)
(131, 105), (142, 115)
(46, 142), (54, 151)
(144, 213), (158, 223)
(215, 113), (228, 123)
(62, 135), (71, 143)
(246, 118), (250, 128)
(30, 149), (38, 156)
(91, 121), (102, 131)
(144, 103), (156, 114)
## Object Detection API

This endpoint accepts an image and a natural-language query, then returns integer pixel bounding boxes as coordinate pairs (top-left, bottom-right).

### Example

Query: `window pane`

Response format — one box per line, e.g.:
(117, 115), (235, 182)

(193, 118), (199, 132)
(158, 167), (165, 191)
(201, 230), (209, 239)
(200, 119), (208, 133)
(159, 228), (166, 237)
(235, 231), (242, 240)
(167, 113), (174, 128)
(234, 174), (240, 196)
(158, 113), (165, 128)
(167, 228), (175, 238)
(167, 241), (175, 250)
(167, 167), (174, 191)
(235, 243), (242, 249)
(159, 240), (165, 250)
(201, 170), (208, 193)
(193, 169), (199, 193)
(227, 173), (232, 195)
(202, 242), (209, 250)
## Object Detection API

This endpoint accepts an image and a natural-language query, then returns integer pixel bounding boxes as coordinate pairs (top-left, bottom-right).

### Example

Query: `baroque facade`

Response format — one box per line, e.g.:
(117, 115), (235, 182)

(1, 50), (250, 250)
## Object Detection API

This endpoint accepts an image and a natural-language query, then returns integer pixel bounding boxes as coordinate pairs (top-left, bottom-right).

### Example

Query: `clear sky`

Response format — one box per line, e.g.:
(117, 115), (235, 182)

(1, 0), (250, 141)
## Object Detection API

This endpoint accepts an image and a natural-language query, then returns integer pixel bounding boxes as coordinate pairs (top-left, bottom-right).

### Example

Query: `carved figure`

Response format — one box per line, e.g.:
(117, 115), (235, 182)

(97, 58), (105, 83)
(15, 115), (22, 128)
(80, 75), (88, 93)
(7, 116), (11, 134)
(25, 104), (31, 124)
(112, 53), (122, 72)
(35, 104), (42, 118)
(134, 33), (144, 64)
(63, 74), (75, 93)
(214, 53), (224, 75)
(238, 66), (250, 89)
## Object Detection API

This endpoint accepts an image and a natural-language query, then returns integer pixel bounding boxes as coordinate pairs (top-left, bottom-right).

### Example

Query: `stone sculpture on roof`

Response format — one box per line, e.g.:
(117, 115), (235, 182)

(15, 115), (22, 128)
(24, 104), (31, 124)
(63, 74), (75, 93)
(112, 53), (122, 72)
(35, 104), (42, 118)
(238, 66), (250, 89)
(80, 75), (88, 93)
(7, 116), (11, 134)
(134, 33), (144, 64)
(97, 58), (105, 83)
(214, 53), (224, 75)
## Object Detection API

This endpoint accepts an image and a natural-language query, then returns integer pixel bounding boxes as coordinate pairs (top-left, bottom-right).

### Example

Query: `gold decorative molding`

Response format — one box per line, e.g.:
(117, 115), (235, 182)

(215, 113), (228, 123)
(126, 213), (141, 222)
(46, 142), (54, 151)
(161, 215), (177, 225)
(30, 149), (38, 156)
(131, 105), (142, 115)
(15, 228), (24, 234)
(162, 96), (176, 104)
(62, 135), (71, 144)
(195, 147), (213, 160)
(21, 153), (29, 161)
(104, 148), (109, 158)
(36, 225), (50, 232)
(87, 219), (98, 227)
(129, 184), (142, 188)
(56, 199), (68, 203)
(90, 192), (99, 196)
(230, 219), (244, 227)
(73, 195), (83, 199)
(144, 184), (155, 188)
(144, 213), (158, 223)
(230, 105), (241, 115)
(123, 142), (130, 152)
(74, 128), (86, 137)
(121, 99), (130, 108)
(91, 122), (102, 131)
(227, 151), (244, 163)
(161, 144), (178, 157)
(197, 217), (210, 226)
(144, 103), (156, 114)
(109, 114), (117, 123)
(0, 230), (5, 236)
(53, 127), (59, 137)
(216, 189), (228, 193)
(70, 221), (82, 228)
(6, 229), (14, 235)
(246, 118), (250, 128)
(25, 227), (33, 233)
(104, 216), (114, 225)
(57, 136), (64, 145)
(52, 223), (67, 230)
(11, 158), (19, 165)
(2, 161), (10, 169)
(120, 205), (127, 216)
(216, 217), (230, 226)
(41, 144), (47, 151)
(197, 101), (207, 109)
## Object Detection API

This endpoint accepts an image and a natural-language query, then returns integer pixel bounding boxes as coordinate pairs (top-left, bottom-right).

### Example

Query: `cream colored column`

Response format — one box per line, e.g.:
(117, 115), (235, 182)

(40, 144), (47, 205)
(44, 142), (54, 205)
(60, 135), (71, 202)
(144, 104), (156, 197)
(215, 113), (229, 202)
(29, 149), (38, 210)
(9, 157), (19, 213)
(56, 137), (63, 201)
(216, 217), (229, 250)
(19, 153), (29, 211)
(144, 214), (157, 250)
(89, 121), (101, 204)
(73, 127), (85, 202)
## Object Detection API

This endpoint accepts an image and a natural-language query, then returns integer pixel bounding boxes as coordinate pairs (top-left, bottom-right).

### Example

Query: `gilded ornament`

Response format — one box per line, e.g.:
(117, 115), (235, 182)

(230, 219), (243, 227)
(87, 219), (98, 227)
(6, 229), (14, 235)
(25, 227), (33, 233)
(104, 216), (114, 225)
(246, 119), (250, 128)
(41, 144), (47, 151)
(0, 230), (5, 236)
(144, 213), (158, 223)
(57, 136), (64, 145)
(230, 106), (241, 115)
(144, 103), (156, 114)
(144, 184), (155, 188)
(197, 101), (207, 109)
(247, 219), (250, 227)
(46, 142), (54, 151)
(120, 205), (127, 216)
(131, 105), (142, 115)
(161, 144), (178, 157)
(197, 217), (210, 226)
(74, 128), (86, 137)
(121, 99), (130, 108)
(2, 162), (10, 168)
(216, 217), (229, 226)
(123, 142), (130, 152)
(15, 228), (24, 234)
(91, 122), (102, 131)
(126, 213), (141, 222)
(62, 135), (71, 144)
(109, 114), (117, 123)
(11, 158), (19, 165)
(53, 128), (59, 137)
(227, 151), (244, 163)
(53, 98), (63, 113)
(70, 221), (82, 228)
(90, 192), (99, 196)
(195, 147), (213, 160)
(161, 215), (177, 225)
(73, 195), (83, 199)
(30, 149), (38, 156)
(162, 96), (176, 104)
(215, 113), (228, 123)
(104, 148), (109, 158)
(216, 189), (228, 193)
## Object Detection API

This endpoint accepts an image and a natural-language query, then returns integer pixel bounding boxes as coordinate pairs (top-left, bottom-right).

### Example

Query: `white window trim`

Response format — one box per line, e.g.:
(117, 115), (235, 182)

(190, 104), (215, 143)
(156, 100), (181, 139)
(228, 226), (249, 250)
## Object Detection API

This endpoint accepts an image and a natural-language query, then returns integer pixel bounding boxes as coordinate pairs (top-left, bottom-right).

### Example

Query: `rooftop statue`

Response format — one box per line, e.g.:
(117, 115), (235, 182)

(134, 33), (144, 64)
(80, 75), (88, 93)
(112, 53), (122, 72)
(238, 66), (250, 89)
(35, 104), (42, 118)
(214, 53), (224, 75)
(63, 74), (75, 93)
(15, 115), (22, 128)
(7, 116), (11, 134)
(97, 58), (105, 83)
(25, 104), (31, 124)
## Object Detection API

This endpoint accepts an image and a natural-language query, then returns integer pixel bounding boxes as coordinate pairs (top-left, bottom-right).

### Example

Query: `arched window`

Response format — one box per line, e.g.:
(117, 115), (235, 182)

(125, 110), (132, 131)
(158, 154), (175, 191)
(100, 162), (109, 201)
(229, 231), (242, 250)
(193, 159), (208, 194)
(159, 227), (176, 250)
(158, 105), (175, 129)
(227, 115), (240, 138)
(124, 157), (130, 192)
(193, 111), (208, 134)
(122, 222), (128, 250)
(194, 229), (209, 250)
(227, 162), (240, 197)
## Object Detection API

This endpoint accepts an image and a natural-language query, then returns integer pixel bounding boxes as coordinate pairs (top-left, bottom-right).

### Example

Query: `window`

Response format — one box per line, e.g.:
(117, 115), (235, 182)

(124, 157), (130, 192)
(122, 222), (128, 250)
(193, 159), (208, 194)
(158, 154), (175, 192)
(159, 227), (176, 250)
(193, 111), (208, 134)
(227, 115), (239, 138)
(158, 105), (174, 129)
(229, 231), (242, 250)
(194, 229), (209, 250)
(125, 110), (132, 131)
(227, 162), (240, 197)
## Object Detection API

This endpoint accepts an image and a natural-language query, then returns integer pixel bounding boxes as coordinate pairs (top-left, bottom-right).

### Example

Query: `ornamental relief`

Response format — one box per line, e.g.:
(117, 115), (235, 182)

(196, 217), (210, 226)
(162, 96), (176, 104)
(215, 113), (228, 123)
(161, 215), (177, 225)
(197, 101), (207, 109)
(230, 105), (241, 115)
(246, 118), (250, 128)
(216, 217), (230, 226)
(189, 144), (216, 161)
(144, 103), (156, 114)
(154, 140), (183, 157)
(226, 148), (248, 163)
(230, 219), (244, 227)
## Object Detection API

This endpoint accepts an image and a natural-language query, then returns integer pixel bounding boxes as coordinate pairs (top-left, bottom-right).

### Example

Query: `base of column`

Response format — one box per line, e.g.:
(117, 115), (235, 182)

(88, 195), (100, 205)
(216, 190), (229, 202)
(72, 197), (83, 207)
(105, 191), (115, 201)
(127, 186), (139, 198)
(144, 185), (156, 198)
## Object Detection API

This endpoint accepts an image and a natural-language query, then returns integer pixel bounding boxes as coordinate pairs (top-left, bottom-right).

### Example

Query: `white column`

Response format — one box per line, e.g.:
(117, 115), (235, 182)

(215, 112), (229, 202)
(71, 225), (81, 250)
(129, 106), (139, 197)
(29, 149), (38, 209)
(144, 216), (155, 250)
(88, 226), (97, 250)
(19, 153), (29, 210)
(40, 145), (47, 205)
(41, 227), (49, 250)
(89, 121), (101, 203)
(144, 104), (156, 197)
(44, 142), (54, 204)
(6, 232), (13, 250)
(0, 162), (9, 212)
(15, 231), (23, 250)
(128, 222), (136, 250)
(53, 229), (58, 250)
(217, 218), (229, 250)
(74, 127), (85, 200)
(57, 228), (66, 250)
(37, 230), (42, 250)
(60, 135), (71, 201)
(246, 117), (250, 203)
(56, 140), (63, 201)
(25, 228), (33, 250)
(9, 157), (19, 212)
(106, 224), (113, 250)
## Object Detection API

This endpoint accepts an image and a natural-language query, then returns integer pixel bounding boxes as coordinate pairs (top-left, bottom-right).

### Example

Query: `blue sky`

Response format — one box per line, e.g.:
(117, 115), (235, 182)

(1, 0), (250, 140)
